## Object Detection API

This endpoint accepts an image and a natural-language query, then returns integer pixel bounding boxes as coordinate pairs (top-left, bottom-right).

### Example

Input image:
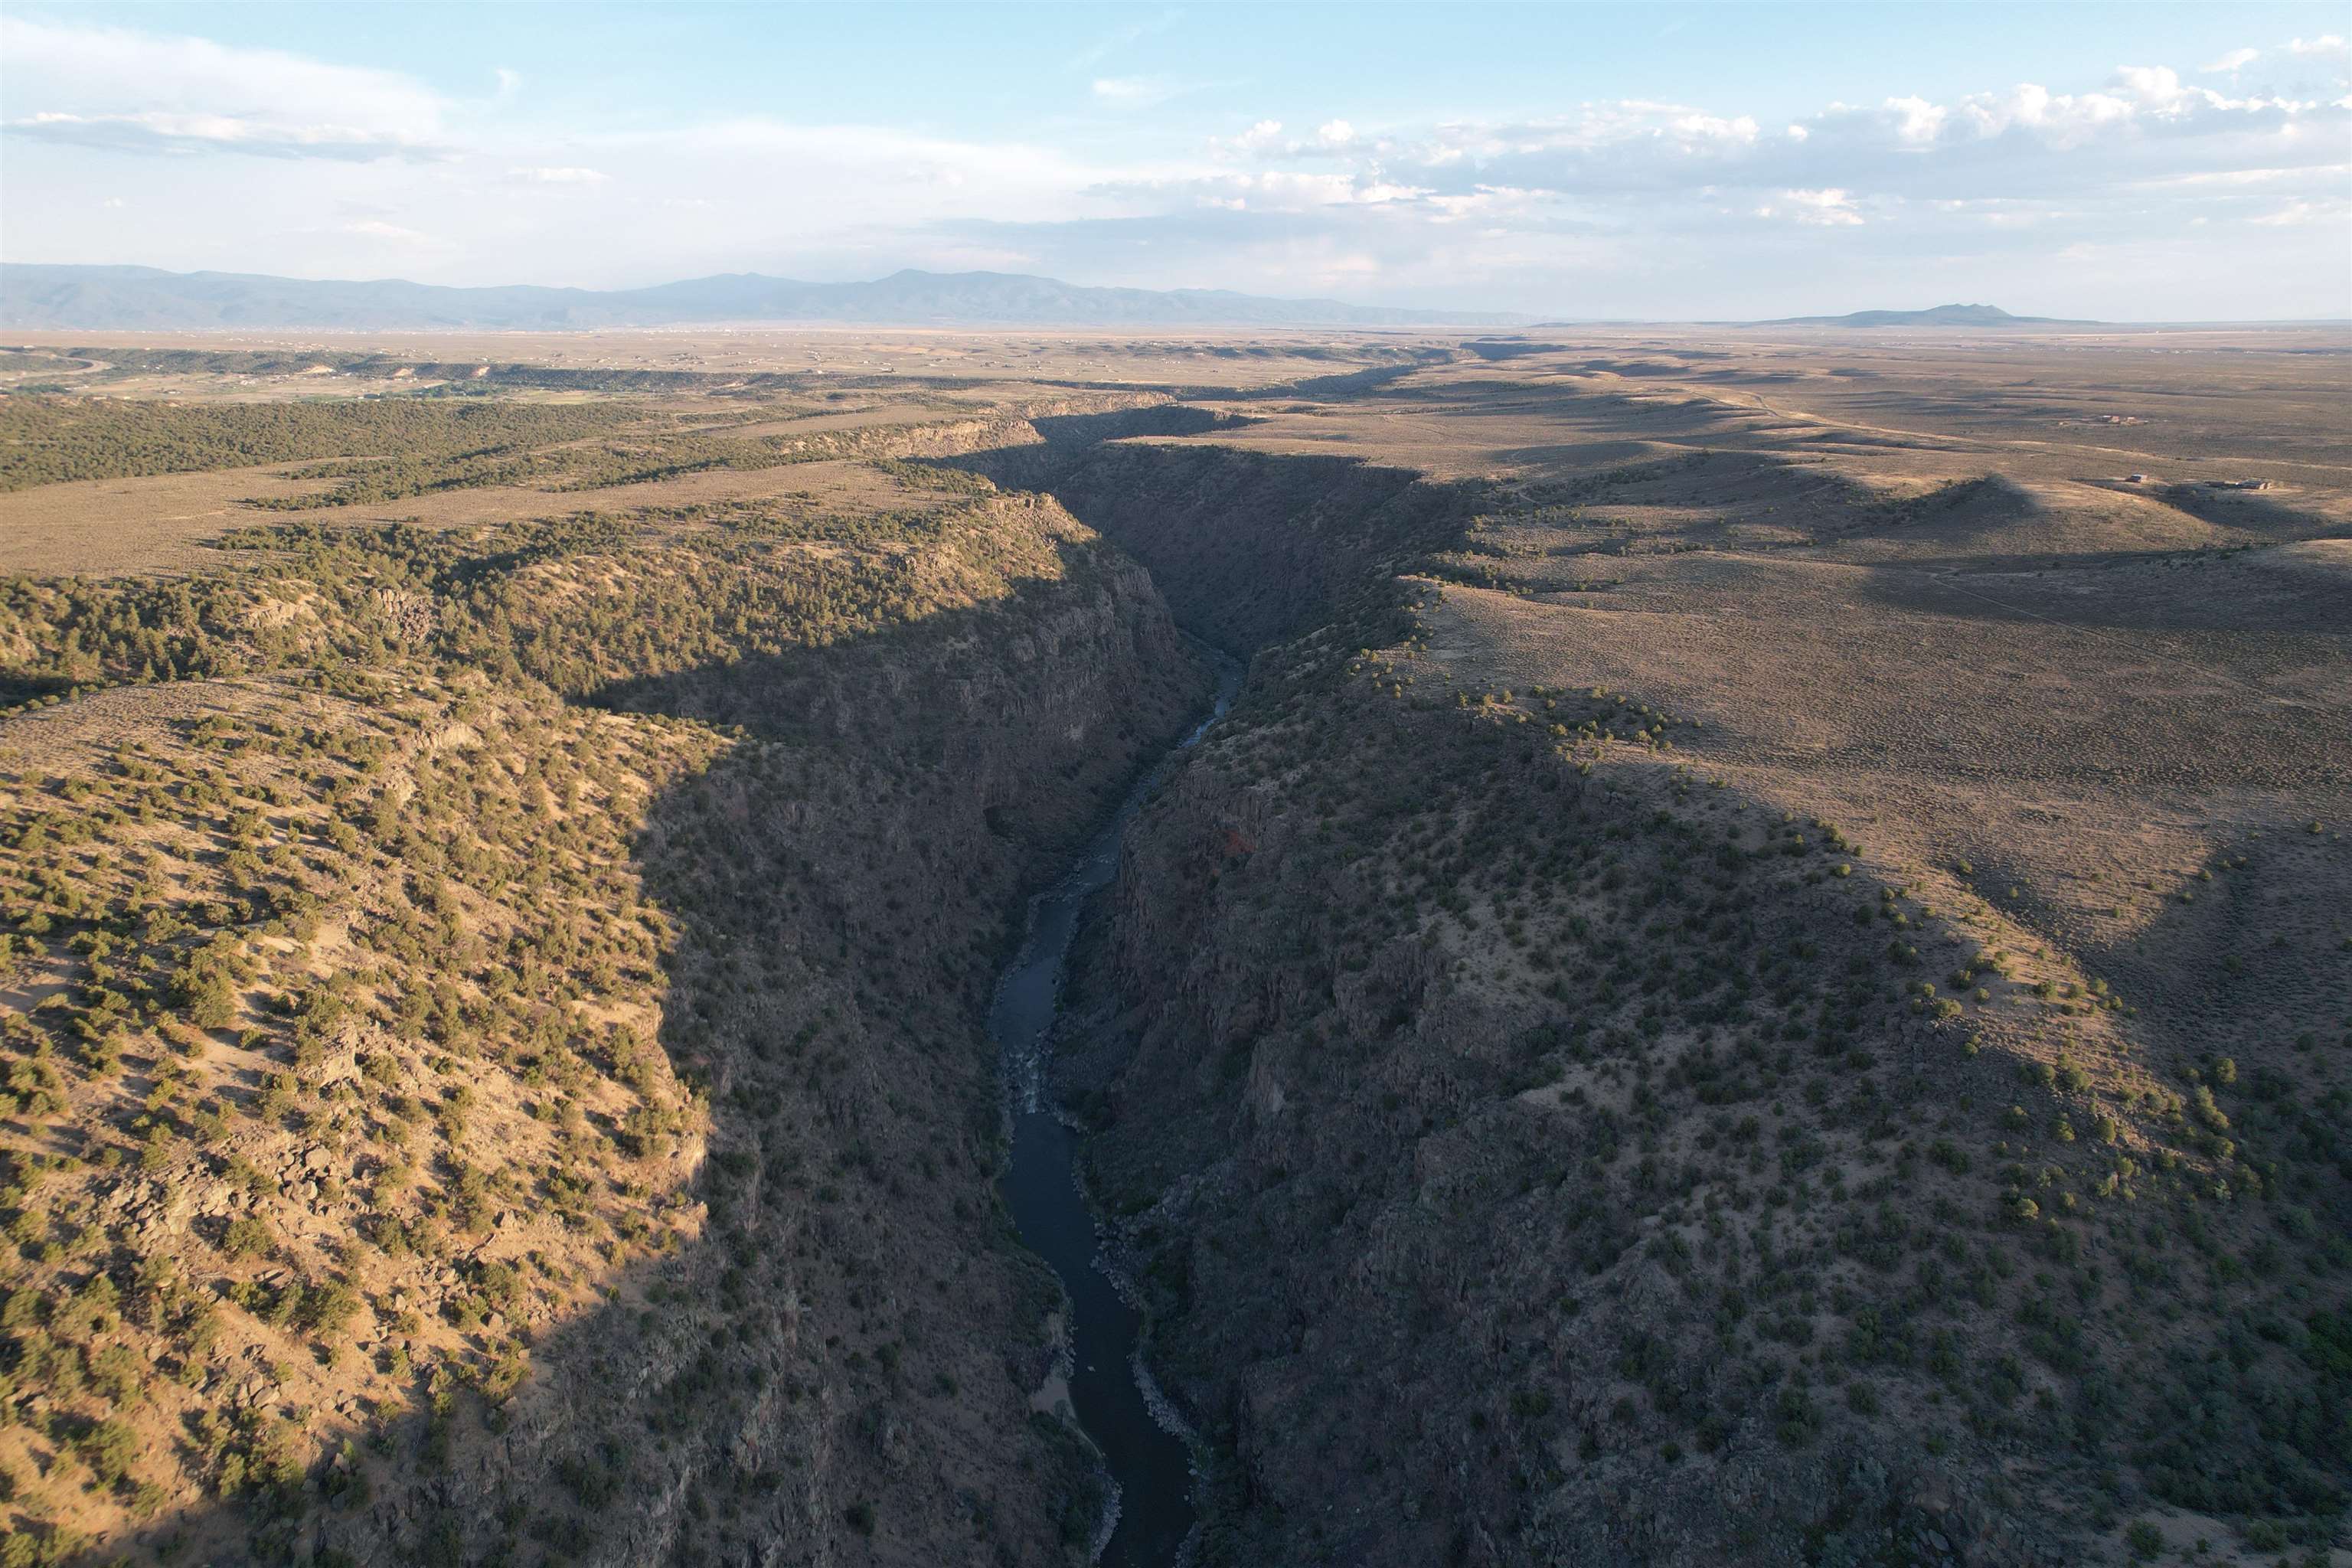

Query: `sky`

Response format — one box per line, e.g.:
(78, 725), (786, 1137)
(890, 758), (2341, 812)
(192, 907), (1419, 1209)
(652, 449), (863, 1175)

(2, 2), (2348, 320)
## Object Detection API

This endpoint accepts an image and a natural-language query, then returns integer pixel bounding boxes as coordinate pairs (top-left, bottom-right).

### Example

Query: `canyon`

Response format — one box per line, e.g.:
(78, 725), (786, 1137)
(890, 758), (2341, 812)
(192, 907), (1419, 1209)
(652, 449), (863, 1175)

(0, 325), (2346, 1567)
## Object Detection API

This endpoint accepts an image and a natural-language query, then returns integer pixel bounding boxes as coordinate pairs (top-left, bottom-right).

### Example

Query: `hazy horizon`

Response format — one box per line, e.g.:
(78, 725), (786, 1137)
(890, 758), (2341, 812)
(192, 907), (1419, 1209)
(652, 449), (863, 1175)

(11, 260), (2352, 328)
(4, 1), (2349, 322)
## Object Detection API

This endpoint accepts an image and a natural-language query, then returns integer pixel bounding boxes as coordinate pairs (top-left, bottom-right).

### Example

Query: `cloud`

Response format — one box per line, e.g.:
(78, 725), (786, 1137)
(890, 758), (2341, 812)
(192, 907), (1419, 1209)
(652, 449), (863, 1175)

(564, 117), (1141, 241)
(1212, 115), (1383, 161)
(1770, 188), (1864, 226)
(2201, 47), (2259, 73)
(1092, 76), (1189, 109)
(507, 166), (609, 185)
(0, 15), (452, 160)
(2125, 164), (2336, 189)
(2, 21), (2344, 318)
(1209, 119), (1287, 159)
(8, 109), (446, 163)
(1371, 67), (2344, 211)
(1885, 95), (1945, 144)
(1070, 9), (1180, 70)
(1102, 167), (1432, 214)
(2287, 34), (2347, 57)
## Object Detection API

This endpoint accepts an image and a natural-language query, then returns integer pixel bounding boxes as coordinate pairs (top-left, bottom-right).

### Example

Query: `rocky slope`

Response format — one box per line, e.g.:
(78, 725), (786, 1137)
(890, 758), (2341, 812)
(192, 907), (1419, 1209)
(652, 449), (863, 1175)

(0, 472), (1207, 1564)
(1029, 440), (2349, 1568)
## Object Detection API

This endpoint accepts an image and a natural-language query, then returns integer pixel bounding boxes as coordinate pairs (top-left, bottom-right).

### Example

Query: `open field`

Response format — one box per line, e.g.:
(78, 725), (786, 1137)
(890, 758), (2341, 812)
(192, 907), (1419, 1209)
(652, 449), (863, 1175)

(1, 325), (2346, 1566)
(0, 327), (1449, 399)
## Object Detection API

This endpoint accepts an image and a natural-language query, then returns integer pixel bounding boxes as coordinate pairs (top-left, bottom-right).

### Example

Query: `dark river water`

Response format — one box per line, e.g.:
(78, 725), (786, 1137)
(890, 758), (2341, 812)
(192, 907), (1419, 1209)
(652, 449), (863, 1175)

(994, 652), (1240, 1567)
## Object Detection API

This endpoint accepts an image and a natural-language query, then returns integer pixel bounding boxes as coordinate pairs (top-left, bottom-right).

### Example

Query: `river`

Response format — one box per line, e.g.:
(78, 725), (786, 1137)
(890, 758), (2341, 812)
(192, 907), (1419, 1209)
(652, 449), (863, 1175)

(994, 648), (1240, 1567)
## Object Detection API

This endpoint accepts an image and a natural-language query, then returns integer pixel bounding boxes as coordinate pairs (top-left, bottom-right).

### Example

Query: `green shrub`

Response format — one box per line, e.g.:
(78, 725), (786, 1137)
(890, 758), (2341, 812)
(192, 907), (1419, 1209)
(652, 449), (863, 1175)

(221, 1214), (273, 1259)
(80, 1415), (139, 1484)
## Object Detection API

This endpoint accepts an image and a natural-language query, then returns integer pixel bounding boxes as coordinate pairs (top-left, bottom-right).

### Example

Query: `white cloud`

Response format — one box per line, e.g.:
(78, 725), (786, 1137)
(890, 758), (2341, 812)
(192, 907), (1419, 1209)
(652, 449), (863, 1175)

(2, 18), (2345, 319)
(508, 166), (609, 185)
(1423, 185), (1543, 225)
(0, 15), (450, 160)
(1209, 119), (1289, 160)
(1070, 10), (1180, 71)
(1886, 95), (1945, 145)
(557, 116), (1155, 243)
(2287, 34), (2347, 57)
(1214, 116), (1377, 161)
(2112, 64), (2197, 110)
(2201, 47), (2260, 74)
(1778, 187), (1864, 226)
(1134, 168), (1432, 211)
(1093, 76), (1186, 108)
(2126, 164), (2331, 188)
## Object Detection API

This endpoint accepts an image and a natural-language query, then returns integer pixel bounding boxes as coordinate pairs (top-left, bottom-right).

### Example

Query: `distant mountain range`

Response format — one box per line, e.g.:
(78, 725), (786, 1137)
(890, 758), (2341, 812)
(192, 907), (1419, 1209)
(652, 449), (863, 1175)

(0, 263), (1530, 331)
(1747, 303), (2099, 328)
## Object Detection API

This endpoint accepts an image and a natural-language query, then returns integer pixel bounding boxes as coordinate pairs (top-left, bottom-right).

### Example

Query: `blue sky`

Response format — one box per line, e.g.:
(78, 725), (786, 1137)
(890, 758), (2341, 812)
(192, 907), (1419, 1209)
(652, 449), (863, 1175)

(4, 2), (2347, 318)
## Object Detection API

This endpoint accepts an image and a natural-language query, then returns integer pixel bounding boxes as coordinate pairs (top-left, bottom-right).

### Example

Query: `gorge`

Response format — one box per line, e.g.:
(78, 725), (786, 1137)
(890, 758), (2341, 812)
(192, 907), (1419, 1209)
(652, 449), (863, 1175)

(0, 328), (2344, 1568)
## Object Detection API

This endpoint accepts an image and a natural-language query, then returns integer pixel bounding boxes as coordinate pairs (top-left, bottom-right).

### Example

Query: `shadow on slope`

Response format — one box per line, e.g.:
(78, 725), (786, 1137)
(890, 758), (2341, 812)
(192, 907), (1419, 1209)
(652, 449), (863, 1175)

(40, 502), (1207, 1566)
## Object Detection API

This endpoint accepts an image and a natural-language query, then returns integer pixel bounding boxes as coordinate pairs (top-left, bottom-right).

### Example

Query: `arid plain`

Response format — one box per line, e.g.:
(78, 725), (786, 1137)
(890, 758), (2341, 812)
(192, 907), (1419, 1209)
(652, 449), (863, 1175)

(1, 325), (2346, 1566)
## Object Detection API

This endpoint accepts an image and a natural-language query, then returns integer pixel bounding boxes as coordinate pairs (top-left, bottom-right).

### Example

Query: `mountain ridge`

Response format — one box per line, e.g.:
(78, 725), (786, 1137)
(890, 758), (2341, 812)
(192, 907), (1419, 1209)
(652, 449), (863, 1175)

(0, 262), (1530, 330)
(1749, 302), (2100, 328)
